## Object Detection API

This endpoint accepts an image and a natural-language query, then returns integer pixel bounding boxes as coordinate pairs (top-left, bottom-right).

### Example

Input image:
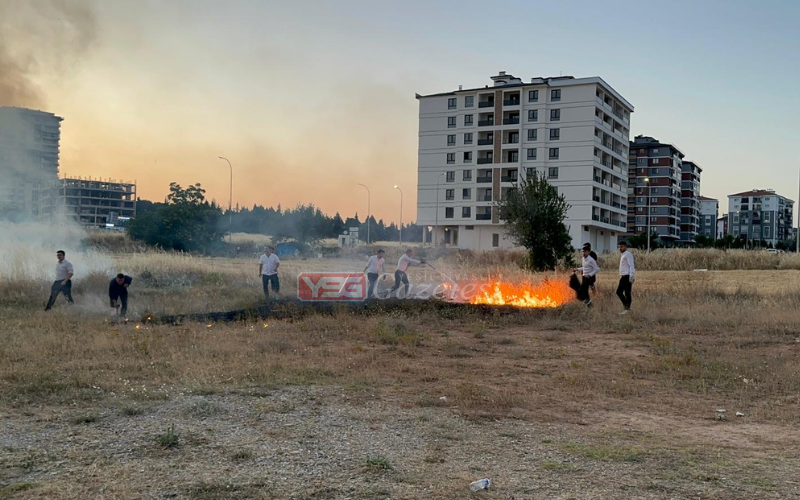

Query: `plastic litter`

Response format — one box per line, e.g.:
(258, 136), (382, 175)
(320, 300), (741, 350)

(736, 412), (744, 417)
(469, 478), (491, 492)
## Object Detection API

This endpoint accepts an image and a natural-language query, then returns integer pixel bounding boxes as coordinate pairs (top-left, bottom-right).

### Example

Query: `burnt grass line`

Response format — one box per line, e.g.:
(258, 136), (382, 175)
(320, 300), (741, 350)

(150, 297), (548, 325)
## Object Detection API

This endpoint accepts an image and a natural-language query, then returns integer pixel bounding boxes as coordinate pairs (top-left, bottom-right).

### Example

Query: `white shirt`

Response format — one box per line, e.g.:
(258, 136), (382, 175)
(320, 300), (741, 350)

(619, 250), (635, 279)
(365, 255), (385, 274)
(259, 253), (280, 275)
(580, 256), (599, 278)
(396, 254), (421, 273)
(55, 259), (74, 281)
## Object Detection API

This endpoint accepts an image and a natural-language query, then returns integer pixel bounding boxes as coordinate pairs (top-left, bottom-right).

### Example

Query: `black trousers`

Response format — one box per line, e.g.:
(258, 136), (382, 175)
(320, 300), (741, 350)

(578, 275), (596, 302)
(110, 292), (128, 316)
(389, 270), (410, 296)
(366, 273), (379, 298)
(616, 275), (633, 309)
(45, 280), (73, 310)
(262, 274), (280, 297)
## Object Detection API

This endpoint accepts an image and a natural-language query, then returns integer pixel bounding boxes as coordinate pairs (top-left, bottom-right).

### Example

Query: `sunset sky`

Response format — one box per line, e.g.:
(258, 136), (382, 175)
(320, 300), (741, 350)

(2, 0), (799, 223)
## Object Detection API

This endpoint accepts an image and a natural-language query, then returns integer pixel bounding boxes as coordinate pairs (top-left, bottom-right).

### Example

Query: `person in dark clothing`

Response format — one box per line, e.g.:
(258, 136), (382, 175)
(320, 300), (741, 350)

(109, 273), (132, 318)
(45, 250), (74, 311)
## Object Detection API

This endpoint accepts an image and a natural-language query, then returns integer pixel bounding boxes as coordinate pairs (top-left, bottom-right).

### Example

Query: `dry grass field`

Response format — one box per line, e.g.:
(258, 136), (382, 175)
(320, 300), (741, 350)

(2, 245), (800, 499)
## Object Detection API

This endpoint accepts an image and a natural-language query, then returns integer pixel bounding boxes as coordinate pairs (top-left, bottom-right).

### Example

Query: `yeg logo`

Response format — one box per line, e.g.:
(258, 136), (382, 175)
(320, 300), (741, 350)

(297, 273), (366, 301)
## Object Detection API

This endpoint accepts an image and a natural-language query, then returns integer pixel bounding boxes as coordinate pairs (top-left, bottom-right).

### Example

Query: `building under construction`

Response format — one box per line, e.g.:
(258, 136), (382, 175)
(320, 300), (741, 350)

(40, 176), (137, 229)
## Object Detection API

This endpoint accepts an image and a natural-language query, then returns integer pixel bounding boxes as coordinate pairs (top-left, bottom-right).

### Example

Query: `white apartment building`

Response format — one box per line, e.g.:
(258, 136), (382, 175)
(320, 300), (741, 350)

(416, 72), (633, 253)
(0, 107), (63, 216)
(727, 189), (794, 245)
(698, 196), (719, 238)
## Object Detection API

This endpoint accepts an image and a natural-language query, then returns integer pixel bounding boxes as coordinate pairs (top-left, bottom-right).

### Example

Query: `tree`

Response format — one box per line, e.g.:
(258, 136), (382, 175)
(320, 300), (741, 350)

(128, 182), (223, 251)
(497, 172), (573, 270)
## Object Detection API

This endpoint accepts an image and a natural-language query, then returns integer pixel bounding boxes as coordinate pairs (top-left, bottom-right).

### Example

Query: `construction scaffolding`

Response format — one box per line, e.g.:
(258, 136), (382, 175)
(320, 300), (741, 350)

(39, 176), (137, 229)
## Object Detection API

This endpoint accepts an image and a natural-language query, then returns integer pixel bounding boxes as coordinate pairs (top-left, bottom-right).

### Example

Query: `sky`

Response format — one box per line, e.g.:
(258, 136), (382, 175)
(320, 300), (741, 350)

(1, 0), (799, 224)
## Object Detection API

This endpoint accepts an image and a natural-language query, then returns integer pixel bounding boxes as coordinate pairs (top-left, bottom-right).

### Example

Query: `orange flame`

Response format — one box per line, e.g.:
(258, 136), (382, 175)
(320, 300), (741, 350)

(470, 279), (572, 308)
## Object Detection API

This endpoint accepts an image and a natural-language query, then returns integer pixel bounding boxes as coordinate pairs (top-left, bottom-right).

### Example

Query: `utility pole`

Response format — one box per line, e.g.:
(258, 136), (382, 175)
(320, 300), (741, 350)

(644, 177), (651, 252)
(394, 185), (403, 246)
(217, 156), (233, 243)
(357, 183), (370, 244)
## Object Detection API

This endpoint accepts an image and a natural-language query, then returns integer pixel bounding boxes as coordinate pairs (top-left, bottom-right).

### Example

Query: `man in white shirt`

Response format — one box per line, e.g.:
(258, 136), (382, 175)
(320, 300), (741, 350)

(258, 245), (280, 299)
(616, 241), (635, 314)
(362, 249), (386, 299)
(574, 247), (599, 307)
(389, 249), (425, 297)
(45, 250), (75, 310)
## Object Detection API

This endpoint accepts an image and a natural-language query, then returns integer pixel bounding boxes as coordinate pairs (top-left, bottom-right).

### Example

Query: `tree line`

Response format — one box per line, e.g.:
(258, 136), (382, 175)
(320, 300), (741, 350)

(129, 182), (424, 252)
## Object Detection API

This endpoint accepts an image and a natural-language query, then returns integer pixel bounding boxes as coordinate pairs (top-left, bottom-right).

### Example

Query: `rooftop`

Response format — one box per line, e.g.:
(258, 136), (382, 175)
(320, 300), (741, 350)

(698, 196), (718, 201)
(416, 71), (634, 111)
(728, 189), (788, 198)
(630, 135), (685, 158)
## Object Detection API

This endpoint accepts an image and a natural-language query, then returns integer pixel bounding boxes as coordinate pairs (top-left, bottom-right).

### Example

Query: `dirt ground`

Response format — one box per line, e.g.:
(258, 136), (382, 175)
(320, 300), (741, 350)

(2, 269), (800, 499)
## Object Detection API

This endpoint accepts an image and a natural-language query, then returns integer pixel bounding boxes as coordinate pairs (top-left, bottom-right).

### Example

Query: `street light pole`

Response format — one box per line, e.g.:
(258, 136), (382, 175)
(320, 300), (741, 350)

(394, 185), (403, 246)
(434, 173), (444, 248)
(644, 177), (651, 252)
(218, 156), (233, 243)
(357, 183), (370, 244)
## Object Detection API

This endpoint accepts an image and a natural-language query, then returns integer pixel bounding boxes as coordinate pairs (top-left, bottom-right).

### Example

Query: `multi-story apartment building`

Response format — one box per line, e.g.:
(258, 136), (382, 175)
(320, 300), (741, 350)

(0, 107), (63, 216)
(416, 71), (633, 252)
(727, 189), (794, 245)
(626, 136), (684, 244)
(679, 161), (702, 244)
(717, 217), (728, 239)
(698, 196), (719, 238)
(39, 177), (137, 229)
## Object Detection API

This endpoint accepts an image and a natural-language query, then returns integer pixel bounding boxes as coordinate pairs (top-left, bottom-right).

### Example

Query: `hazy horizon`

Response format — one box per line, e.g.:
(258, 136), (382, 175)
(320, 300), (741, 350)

(2, 0), (799, 224)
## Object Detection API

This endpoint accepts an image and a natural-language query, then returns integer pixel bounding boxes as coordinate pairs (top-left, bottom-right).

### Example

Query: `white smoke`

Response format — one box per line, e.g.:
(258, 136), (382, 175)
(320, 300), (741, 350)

(0, 220), (114, 282)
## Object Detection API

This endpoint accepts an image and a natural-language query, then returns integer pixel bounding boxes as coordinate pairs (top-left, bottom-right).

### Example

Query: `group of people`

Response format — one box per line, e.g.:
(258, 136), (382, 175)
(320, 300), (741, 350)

(362, 248), (425, 298)
(573, 241), (635, 314)
(44, 250), (133, 319)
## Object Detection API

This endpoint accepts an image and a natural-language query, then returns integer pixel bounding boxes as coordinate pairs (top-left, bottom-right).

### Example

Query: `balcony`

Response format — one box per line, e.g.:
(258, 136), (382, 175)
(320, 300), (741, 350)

(503, 117), (520, 125)
(503, 138), (519, 144)
(478, 119), (494, 127)
(503, 99), (520, 106)
(481, 195), (492, 202)
(477, 158), (493, 165)
(476, 213), (492, 220)
(476, 176), (492, 183)
(478, 139), (493, 146)
(501, 176), (518, 183)
(478, 101), (494, 108)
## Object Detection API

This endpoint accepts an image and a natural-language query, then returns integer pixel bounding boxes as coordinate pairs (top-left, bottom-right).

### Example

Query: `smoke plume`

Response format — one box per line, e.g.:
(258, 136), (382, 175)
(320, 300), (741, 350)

(0, 0), (97, 108)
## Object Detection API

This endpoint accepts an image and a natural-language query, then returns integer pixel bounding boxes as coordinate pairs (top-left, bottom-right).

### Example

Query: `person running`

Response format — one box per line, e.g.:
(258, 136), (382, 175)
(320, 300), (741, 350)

(363, 249), (386, 299)
(616, 241), (635, 314)
(45, 250), (74, 311)
(109, 273), (133, 319)
(582, 243), (599, 295)
(574, 247), (599, 307)
(258, 245), (280, 299)
(389, 249), (425, 297)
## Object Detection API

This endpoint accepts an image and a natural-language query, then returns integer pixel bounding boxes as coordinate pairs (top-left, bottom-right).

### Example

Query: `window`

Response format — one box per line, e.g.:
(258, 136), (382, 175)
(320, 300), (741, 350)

(549, 148), (559, 159)
(492, 234), (500, 247)
(527, 148), (537, 160)
(528, 90), (538, 102)
(637, 158), (647, 166)
(733, 214), (739, 224)
(528, 110), (538, 122)
(446, 171), (455, 182)
(652, 168), (659, 174)
(445, 207), (454, 218)
(548, 167), (558, 179)
(446, 153), (455, 164)
(652, 148), (659, 154)
(463, 169), (472, 181)
(462, 188), (471, 199)
(526, 167), (535, 177)
(465, 225), (474, 230)
(464, 132), (473, 144)
(463, 151), (472, 163)
(448, 116), (456, 128)
(445, 189), (454, 200)
(447, 134), (456, 146)
(550, 109), (561, 121)
(464, 115), (473, 126)
(764, 212), (770, 222)
(448, 98), (456, 109)
(551, 89), (561, 101)
(462, 207), (471, 218)
(527, 129), (537, 141)
(764, 227), (770, 238)
(550, 128), (560, 140)
(651, 197), (657, 203)
(465, 96), (474, 108)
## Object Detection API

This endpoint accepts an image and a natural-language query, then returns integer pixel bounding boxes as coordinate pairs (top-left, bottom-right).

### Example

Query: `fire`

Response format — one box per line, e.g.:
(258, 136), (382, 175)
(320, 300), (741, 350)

(470, 279), (572, 308)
